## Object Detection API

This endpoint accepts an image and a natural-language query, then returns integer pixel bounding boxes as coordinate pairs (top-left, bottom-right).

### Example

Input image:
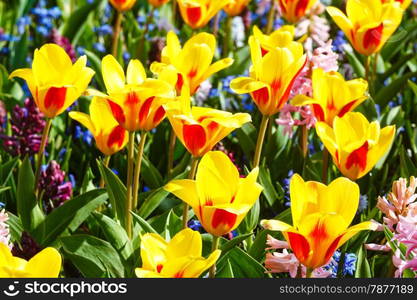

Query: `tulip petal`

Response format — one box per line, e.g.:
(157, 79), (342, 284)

(326, 7), (353, 42)
(69, 111), (96, 135)
(166, 228), (202, 260)
(181, 249), (221, 278)
(164, 179), (199, 208)
(25, 247), (61, 278)
(201, 58), (234, 82)
(135, 268), (164, 278)
(337, 221), (379, 249)
(230, 77), (268, 94)
(261, 219), (294, 232)
(127, 59), (147, 85)
(196, 151), (240, 204)
(234, 167), (263, 207)
(102, 55), (126, 93)
(315, 122), (338, 158)
(140, 233), (168, 271)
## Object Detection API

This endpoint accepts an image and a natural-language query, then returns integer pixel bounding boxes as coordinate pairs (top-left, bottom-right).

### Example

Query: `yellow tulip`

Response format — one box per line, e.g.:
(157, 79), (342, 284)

(69, 97), (128, 156)
(291, 68), (368, 126)
(9, 44), (95, 119)
(230, 35), (307, 116)
(224, 0), (251, 16)
(92, 55), (174, 132)
(135, 228), (221, 278)
(151, 31), (233, 96)
(261, 174), (378, 269)
(165, 151), (263, 236)
(316, 112), (395, 181)
(277, 0), (318, 23)
(0, 243), (61, 278)
(177, 0), (230, 29)
(148, 0), (170, 7)
(164, 90), (251, 157)
(252, 25), (296, 56)
(109, 0), (136, 11)
(326, 0), (403, 56)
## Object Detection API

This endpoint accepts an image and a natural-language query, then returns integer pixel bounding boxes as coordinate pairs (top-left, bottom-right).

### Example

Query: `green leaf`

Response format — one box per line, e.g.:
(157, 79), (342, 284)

(32, 189), (107, 246)
(0, 157), (19, 184)
(61, 234), (125, 278)
(92, 212), (133, 263)
(216, 259), (234, 278)
(216, 247), (267, 278)
(97, 159), (127, 228)
(138, 188), (169, 219)
(61, 0), (102, 41)
(6, 212), (23, 243)
(355, 245), (372, 278)
(131, 211), (158, 234)
(375, 71), (417, 108)
(258, 166), (279, 207)
(17, 157), (44, 234)
(141, 154), (163, 189)
(238, 199), (259, 233)
(220, 233), (253, 256)
(235, 123), (256, 160)
(163, 209), (182, 240)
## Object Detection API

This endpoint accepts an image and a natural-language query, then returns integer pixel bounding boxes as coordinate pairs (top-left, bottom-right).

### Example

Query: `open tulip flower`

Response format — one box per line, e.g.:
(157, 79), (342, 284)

(382, 0), (412, 10)
(93, 55), (175, 132)
(164, 151), (263, 236)
(69, 97), (128, 156)
(164, 90), (251, 157)
(148, 0), (170, 7)
(261, 174), (378, 270)
(109, 0), (136, 11)
(224, 0), (251, 16)
(291, 68), (368, 126)
(326, 0), (403, 56)
(177, 0), (230, 29)
(9, 43), (95, 119)
(277, 0), (318, 23)
(0, 243), (61, 277)
(252, 25), (296, 56)
(316, 112), (395, 180)
(135, 228), (221, 278)
(151, 31), (234, 96)
(230, 35), (307, 116)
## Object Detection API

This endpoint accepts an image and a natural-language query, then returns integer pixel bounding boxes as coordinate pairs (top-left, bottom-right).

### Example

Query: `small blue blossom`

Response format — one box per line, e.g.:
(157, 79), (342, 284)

(69, 174), (76, 189)
(333, 31), (347, 53)
(143, 186), (151, 192)
(283, 170), (294, 207)
(325, 251), (357, 277)
(0, 202), (5, 208)
(94, 24), (113, 36)
(357, 195), (368, 213)
(93, 42), (106, 53)
(111, 168), (119, 175)
(188, 219), (203, 232)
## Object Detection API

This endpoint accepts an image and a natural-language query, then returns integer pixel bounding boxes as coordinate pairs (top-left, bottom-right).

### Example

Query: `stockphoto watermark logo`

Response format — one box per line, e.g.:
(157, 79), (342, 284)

(2, 280), (127, 298)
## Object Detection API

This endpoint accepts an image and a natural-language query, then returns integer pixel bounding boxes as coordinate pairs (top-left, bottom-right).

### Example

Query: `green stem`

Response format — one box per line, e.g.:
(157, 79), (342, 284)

(265, 2), (275, 34)
(167, 129), (176, 177)
(99, 155), (111, 188)
(301, 124), (308, 158)
(208, 235), (220, 278)
(322, 147), (329, 184)
(132, 131), (147, 210)
(138, 6), (155, 60)
(365, 55), (374, 96)
(34, 118), (52, 197)
(222, 16), (232, 57)
(182, 157), (199, 229)
(126, 131), (135, 239)
(306, 268), (313, 278)
(172, 0), (177, 26)
(253, 115), (269, 168)
(112, 11), (123, 57)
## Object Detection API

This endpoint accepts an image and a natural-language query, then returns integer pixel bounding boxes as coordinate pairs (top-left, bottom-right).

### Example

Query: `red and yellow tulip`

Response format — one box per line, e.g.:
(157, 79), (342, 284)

(148, 0), (170, 7)
(261, 174), (378, 269)
(135, 228), (221, 278)
(109, 0), (136, 11)
(316, 112), (395, 180)
(93, 55), (174, 132)
(177, 0), (230, 29)
(69, 97), (128, 156)
(291, 68), (368, 126)
(230, 35), (307, 116)
(164, 90), (251, 157)
(0, 243), (61, 277)
(252, 25), (296, 56)
(326, 0), (403, 56)
(151, 31), (233, 96)
(224, 0), (251, 16)
(9, 44), (95, 119)
(277, 0), (318, 23)
(165, 151), (263, 236)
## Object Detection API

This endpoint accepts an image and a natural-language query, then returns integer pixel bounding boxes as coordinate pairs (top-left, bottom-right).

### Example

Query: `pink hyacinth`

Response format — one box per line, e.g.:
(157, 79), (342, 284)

(0, 209), (11, 249)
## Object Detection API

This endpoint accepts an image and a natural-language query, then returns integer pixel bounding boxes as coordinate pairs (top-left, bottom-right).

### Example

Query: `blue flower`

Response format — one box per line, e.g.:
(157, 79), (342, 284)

(333, 31), (347, 53)
(111, 168), (119, 175)
(123, 51), (131, 62)
(283, 170), (294, 207)
(93, 42), (106, 53)
(357, 195), (368, 213)
(94, 24), (113, 36)
(188, 219), (203, 232)
(0, 202), (5, 208)
(325, 251), (357, 277)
